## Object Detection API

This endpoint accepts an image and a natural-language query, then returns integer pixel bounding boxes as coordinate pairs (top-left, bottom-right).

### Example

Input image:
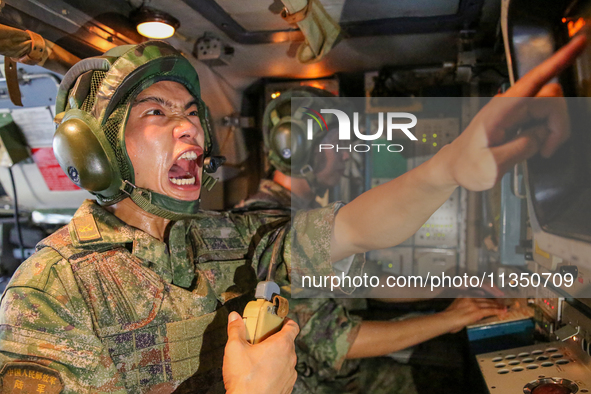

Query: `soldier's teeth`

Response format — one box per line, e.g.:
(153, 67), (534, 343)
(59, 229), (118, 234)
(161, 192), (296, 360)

(169, 177), (196, 186)
(178, 151), (198, 161)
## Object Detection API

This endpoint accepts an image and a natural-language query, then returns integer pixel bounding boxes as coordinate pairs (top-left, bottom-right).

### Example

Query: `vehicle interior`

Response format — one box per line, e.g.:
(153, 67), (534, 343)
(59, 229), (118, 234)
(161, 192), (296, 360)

(0, 0), (590, 393)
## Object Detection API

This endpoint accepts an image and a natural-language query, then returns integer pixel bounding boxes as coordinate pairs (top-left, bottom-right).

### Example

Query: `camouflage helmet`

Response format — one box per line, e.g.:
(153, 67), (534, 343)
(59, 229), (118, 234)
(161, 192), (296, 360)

(54, 41), (214, 220)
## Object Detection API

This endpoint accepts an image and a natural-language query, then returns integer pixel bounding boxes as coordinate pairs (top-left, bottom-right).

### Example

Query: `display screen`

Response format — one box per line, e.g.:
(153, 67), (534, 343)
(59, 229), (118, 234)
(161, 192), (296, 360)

(527, 99), (591, 243)
(507, 2), (591, 243)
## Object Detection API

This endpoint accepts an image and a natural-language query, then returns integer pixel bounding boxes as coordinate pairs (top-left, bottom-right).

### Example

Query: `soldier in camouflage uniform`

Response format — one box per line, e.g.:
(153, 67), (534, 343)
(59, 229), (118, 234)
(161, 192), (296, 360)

(234, 102), (435, 393)
(237, 173), (417, 394)
(0, 41), (328, 394)
(0, 32), (584, 394)
(236, 69), (586, 392)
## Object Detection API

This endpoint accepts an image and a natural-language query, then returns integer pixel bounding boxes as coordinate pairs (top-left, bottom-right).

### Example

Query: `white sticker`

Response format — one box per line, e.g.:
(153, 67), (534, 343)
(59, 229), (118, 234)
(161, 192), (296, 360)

(10, 106), (55, 147)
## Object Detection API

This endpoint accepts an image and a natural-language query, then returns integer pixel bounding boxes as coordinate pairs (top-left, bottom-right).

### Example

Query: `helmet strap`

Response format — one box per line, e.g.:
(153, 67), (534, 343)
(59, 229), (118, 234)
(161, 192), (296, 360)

(121, 180), (202, 220)
(299, 164), (327, 197)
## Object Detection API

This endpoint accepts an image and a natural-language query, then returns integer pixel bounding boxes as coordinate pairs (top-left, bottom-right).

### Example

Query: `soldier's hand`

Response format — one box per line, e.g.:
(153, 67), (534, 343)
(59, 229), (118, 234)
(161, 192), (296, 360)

(442, 298), (507, 334)
(223, 311), (299, 394)
(437, 34), (587, 192)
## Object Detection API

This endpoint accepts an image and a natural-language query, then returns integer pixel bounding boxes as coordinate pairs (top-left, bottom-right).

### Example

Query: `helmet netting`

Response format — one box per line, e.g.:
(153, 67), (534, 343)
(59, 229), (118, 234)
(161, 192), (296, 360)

(81, 71), (106, 113)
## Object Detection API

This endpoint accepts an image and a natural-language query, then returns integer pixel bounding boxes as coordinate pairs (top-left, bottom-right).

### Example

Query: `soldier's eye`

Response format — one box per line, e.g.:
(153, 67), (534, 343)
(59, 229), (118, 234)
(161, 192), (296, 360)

(146, 109), (164, 116)
(188, 110), (199, 117)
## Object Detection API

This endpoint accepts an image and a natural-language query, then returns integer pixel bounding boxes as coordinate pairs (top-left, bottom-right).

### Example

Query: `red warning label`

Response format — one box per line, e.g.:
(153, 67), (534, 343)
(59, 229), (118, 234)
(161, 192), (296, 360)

(31, 147), (80, 191)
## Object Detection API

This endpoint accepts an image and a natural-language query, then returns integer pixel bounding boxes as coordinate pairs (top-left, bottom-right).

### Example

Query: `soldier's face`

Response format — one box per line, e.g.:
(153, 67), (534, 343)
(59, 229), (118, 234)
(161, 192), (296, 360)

(313, 129), (349, 188)
(125, 81), (205, 201)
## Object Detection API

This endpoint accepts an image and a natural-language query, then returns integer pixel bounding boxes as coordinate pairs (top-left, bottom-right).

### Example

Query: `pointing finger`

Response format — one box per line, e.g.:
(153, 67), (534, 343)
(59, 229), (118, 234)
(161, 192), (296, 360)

(506, 34), (587, 98)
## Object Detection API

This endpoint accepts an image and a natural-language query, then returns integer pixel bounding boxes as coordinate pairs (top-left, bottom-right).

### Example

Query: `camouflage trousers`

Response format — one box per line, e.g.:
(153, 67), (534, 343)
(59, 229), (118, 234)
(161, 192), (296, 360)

(294, 358), (417, 394)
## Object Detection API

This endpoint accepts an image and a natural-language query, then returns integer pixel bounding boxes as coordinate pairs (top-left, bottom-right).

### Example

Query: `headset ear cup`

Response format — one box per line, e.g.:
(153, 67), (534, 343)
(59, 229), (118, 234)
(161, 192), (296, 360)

(288, 121), (307, 171)
(270, 118), (309, 172)
(270, 121), (292, 165)
(53, 109), (121, 196)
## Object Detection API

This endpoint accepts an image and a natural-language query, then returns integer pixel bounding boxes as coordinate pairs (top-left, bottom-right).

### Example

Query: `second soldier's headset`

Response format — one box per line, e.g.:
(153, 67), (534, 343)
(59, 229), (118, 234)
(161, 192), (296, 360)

(262, 87), (337, 188)
(53, 41), (223, 220)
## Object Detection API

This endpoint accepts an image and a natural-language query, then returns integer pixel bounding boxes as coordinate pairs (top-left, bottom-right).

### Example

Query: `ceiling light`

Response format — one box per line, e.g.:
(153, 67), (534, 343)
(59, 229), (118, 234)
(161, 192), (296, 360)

(132, 7), (180, 39)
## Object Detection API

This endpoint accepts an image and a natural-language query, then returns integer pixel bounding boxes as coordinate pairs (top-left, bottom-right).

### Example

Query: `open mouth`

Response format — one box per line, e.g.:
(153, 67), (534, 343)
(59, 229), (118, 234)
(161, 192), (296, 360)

(168, 149), (203, 187)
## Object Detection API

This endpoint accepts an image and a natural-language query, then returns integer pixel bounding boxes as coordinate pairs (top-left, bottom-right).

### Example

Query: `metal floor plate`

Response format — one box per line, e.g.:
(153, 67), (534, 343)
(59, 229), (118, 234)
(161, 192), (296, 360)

(477, 340), (591, 393)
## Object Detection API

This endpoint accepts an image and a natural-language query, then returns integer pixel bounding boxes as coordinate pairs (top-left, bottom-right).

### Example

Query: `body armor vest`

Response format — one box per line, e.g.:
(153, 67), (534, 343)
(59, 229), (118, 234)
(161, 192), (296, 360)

(35, 210), (268, 394)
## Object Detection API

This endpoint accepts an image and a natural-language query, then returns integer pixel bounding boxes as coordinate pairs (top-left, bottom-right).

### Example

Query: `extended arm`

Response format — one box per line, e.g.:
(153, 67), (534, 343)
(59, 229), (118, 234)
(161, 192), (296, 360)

(331, 34), (587, 262)
(346, 298), (505, 359)
(333, 151), (456, 262)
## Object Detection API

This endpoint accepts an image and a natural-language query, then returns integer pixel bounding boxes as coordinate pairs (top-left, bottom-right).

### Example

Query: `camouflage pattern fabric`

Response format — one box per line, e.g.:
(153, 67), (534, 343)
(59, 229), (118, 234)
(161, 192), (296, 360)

(0, 199), (344, 393)
(292, 357), (417, 394)
(234, 179), (319, 211)
(237, 181), (417, 394)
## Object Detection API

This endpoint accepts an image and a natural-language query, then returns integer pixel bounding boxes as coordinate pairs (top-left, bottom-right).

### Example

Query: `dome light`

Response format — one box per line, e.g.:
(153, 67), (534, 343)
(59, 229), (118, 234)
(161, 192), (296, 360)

(132, 7), (180, 39)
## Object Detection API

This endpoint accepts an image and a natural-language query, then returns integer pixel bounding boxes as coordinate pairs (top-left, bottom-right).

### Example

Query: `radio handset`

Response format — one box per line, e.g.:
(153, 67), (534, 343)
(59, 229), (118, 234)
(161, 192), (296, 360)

(243, 281), (289, 344)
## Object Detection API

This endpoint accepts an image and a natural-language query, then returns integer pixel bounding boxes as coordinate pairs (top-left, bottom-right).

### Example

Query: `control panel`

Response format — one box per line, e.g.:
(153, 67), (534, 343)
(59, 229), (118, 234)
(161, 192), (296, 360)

(366, 115), (464, 278)
(561, 302), (591, 358)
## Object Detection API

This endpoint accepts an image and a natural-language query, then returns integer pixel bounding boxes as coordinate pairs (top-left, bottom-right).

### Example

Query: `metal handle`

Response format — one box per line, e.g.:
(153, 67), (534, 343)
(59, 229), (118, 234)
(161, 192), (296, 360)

(511, 162), (526, 199)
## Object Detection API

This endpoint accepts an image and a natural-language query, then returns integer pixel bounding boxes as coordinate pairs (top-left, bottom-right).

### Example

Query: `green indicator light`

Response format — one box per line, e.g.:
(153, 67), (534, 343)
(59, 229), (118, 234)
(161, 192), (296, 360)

(433, 142), (437, 147)
(423, 134), (426, 137)
(422, 138), (427, 143)
(388, 263), (393, 268)
(426, 232), (431, 237)
(433, 133), (437, 138)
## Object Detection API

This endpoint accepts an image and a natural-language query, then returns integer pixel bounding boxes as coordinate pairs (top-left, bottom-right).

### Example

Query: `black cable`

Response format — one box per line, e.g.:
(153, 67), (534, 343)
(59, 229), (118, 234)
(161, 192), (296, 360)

(8, 166), (25, 262)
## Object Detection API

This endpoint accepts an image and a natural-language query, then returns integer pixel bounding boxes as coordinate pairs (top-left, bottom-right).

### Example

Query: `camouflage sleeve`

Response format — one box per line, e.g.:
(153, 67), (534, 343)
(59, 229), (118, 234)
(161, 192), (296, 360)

(235, 202), (363, 284)
(0, 248), (126, 393)
(277, 204), (366, 373)
(287, 203), (339, 278)
(288, 202), (365, 284)
(289, 297), (362, 378)
(234, 204), (365, 374)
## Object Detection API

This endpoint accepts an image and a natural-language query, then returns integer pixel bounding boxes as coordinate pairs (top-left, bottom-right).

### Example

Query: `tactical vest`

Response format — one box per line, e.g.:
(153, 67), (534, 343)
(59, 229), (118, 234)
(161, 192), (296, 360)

(35, 210), (275, 394)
